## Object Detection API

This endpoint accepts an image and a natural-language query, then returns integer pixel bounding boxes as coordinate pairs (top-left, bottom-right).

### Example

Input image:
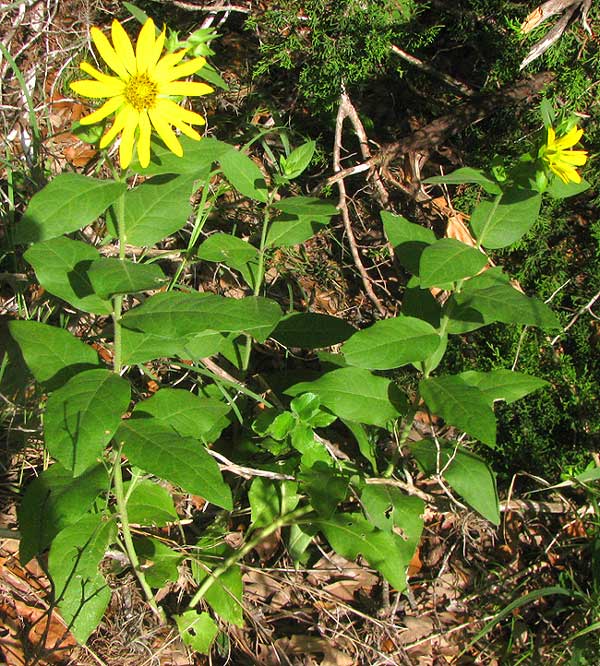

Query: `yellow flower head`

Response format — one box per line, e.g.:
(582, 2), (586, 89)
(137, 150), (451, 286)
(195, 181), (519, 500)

(71, 18), (213, 169)
(540, 125), (588, 185)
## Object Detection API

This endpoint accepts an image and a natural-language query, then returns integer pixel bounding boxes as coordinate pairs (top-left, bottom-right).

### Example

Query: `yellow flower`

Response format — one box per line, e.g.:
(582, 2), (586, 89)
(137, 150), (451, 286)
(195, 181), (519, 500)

(540, 126), (588, 184)
(71, 18), (213, 169)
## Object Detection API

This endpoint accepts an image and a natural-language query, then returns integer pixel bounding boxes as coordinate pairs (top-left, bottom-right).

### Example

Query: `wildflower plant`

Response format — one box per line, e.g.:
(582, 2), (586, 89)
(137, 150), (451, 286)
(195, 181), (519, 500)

(7, 14), (589, 656)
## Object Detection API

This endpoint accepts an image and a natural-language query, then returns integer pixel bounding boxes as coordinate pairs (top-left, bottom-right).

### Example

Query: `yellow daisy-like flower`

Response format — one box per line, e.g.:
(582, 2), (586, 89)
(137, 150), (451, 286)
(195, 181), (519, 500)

(71, 18), (213, 169)
(540, 125), (588, 184)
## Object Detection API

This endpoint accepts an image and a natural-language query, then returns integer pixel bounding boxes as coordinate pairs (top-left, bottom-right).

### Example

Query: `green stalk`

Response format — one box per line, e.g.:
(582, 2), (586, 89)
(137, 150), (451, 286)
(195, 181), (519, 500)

(186, 505), (313, 610)
(110, 176), (165, 623)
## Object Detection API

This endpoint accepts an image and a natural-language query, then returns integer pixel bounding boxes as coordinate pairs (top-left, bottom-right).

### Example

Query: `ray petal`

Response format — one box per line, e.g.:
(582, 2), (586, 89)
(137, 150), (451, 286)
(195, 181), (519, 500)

(79, 95), (124, 125)
(156, 98), (206, 125)
(137, 110), (152, 168)
(111, 20), (137, 75)
(153, 49), (187, 80)
(136, 18), (156, 72)
(163, 56), (206, 81)
(557, 151), (588, 166)
(148, 26), (166, 70)
(99, 107), (129, 148)
(91, 26), (129, 79)
(148, 107), (183, 156)
(70, 78), (124, 99)
(555, 126), (583, 150)
(160, 80), (214, 97)
(119, 107), (139, 168)
(170, 117), (202, 141)
(79, 62), (124, 87)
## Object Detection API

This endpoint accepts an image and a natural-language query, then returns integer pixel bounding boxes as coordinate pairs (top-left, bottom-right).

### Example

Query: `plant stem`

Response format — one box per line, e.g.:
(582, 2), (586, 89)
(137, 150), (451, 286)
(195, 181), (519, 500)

(186, 505), (313, 610)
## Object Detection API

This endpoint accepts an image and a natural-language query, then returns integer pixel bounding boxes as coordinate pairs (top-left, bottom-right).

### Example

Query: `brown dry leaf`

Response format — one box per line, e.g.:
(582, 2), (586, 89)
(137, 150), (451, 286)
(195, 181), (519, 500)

(399, 616), (435, 645)
(243, 570), (287, 607)
(274, 635), (354, 666)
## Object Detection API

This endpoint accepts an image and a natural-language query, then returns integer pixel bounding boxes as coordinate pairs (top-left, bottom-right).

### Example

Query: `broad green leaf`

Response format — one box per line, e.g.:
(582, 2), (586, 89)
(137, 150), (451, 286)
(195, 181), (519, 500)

(8, 320), (100, 392)
(360, 486), (424, 545)
(132, 135), (229, 176)
(280, 141), (316, 179)
(134, 536), (183, 587)
(459, 369), (549, 405)
(197, 233), (259, 267)
(197, 62), (229, 89)
(424, 167), (501, 194)
(121, 328), (225, 365)
(121, 292), (281, 343)
(133, 388), (230, 443)
(192, 543), (244, 626)
(419, 238), (488, 288)
(15, 174), (126, 243)
(87, 258), (166, 298)
(18, 463), (108, 564)
(44, 369), (131, 475)
(286, 367), (406, 427)
(319, 513), (414, 591)
(291, 423), (331, 467)
(419, 375), (496, 446)
(48, 514), (115, 643)
(272, 197), (338, 218)
(218, 146), (268, 202)
(546, 177), (590, 199)
(125, 479), (178, 526)
(116, 418), (232, 510)
(342, 419), (378, 473)
(300, 463), (349, 517)
(24, 237), (112, 314)
(248, 477), (280, 528)
(271, 312), (355, 348)
(401, 281), (441, 328)
(342, 316), (440, 370)
(410, 440), (500, 524)
(448, 283), (559, 333)
(265, 215), (331, 247)
(471, 189), (542, 249)
(174, 611), (219, 654)
(123, 174), (194, 246)
(288, 523), (317, 564)
(381, 211), (436, 274)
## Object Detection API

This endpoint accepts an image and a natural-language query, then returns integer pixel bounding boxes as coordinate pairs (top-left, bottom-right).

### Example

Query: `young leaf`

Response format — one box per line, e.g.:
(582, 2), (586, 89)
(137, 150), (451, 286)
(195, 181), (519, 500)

(18, 463), (108, 564)
(471, 189), (542, 249)
(381, 212), (436, 274)
(133, 388), (230, 443)
(116, 418), (233, 510)
(424, 167), (501, 194)
(280, 140), (316, 179)
(174, 611), (219, 654)
(342, 316), (440, 370)
(24, 237), (112, 314)
(286, 367), (407, 427)
(87, 258), (166, 298)
(48, 513), (115, 643)
(319, 513), (414, 591)
(133, 536), (183, 587)
(419, 238), (488, 288)
(8, 320), (101, 391)
(218, 146), (268, 202)
(15, 174), (126, 243)
(459, 369), (549, 405)
(44, 369), (131, 475)
(410, 440), (500, 524)
(419, 375), (496, 447)
(271, 312), (355, 348)
(123, 174), (194, 246)
(125, 479), (179, 526)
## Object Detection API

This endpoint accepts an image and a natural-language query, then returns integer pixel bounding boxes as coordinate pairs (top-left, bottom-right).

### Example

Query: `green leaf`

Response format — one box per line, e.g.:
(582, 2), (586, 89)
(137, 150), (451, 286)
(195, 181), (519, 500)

(8, 320), (100, 391)
(18, 463), (108, 564)
(291, 423), (331, 467)
(248, 477), (280, 528)
(300, 463), (349, 518)
(121, 292), (281, 343)
(342, 316), (440, 370)
(471, 189), (542, 249)
(424, 167), (501, 194)
(121, 328), (225, 365)
(419, 375), (496, 446)
(401, 281), (441, 328)
(44, 369), (131, 475)
(125, 479), (178, 526)
(271, 312), (355, 348)
(546, 177), (590, 199)
(87, 258), (166, 298)
(419, 238), (488, 288)
(134, 536), (183, 587)
(24, 237), (112, 314)
(381, 211), (435, 274)
(132, 135), (229, 176)
(459, 369), (549, 405)
(286, 367), (406, 427)
(448, 283), (559, 333)
(193, 543), (244, 626)
(410, 440), (500, 524)
(218, 146), (268, 202)
(48, 513), (115, 643)
(280, 141), (316, 179)
(360, 486), (424, 545)
(174, 611), (219, 654)
(265, 215), (331, 247)
(133, 388), (230, 443)
(319, 513), (414, 591)
(14, 174), (126, 243)
(123, 174), (194, 246)
(116, 418), (232, 510)
(342, 420), (378, 473)
(197, 233), (259, 287)
(272, 197), (338, 218)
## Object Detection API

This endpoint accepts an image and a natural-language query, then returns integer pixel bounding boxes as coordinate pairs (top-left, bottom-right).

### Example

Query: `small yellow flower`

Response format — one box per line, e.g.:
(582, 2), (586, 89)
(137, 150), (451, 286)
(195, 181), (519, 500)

(540, 125), (588, 184)
(71, 18), (213, 169)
